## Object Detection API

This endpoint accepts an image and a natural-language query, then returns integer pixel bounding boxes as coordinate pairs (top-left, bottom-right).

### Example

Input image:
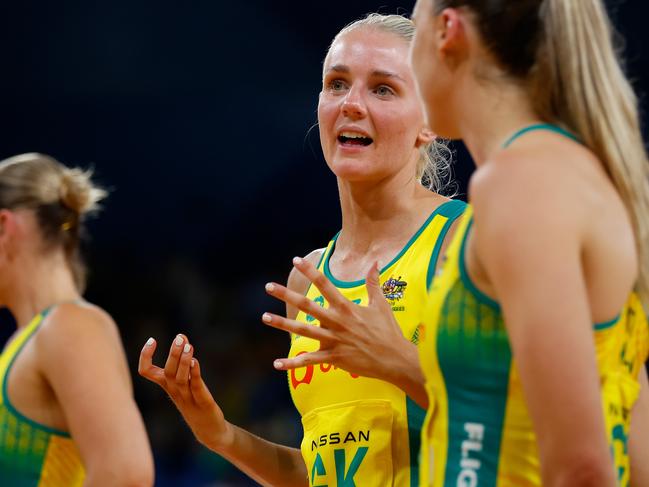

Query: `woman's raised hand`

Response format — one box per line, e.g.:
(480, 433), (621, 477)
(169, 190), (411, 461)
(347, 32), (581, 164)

(263, 257), (411, 383)
(138, 335), (233, 452)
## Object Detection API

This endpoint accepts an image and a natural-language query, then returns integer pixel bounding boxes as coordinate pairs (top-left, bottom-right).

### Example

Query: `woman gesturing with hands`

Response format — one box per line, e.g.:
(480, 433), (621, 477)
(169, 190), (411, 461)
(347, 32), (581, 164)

(138, 13), (466, 486)
(264, 256), (428, 408)
(138, 336), (231, 452)
(138, 335), (308, 486)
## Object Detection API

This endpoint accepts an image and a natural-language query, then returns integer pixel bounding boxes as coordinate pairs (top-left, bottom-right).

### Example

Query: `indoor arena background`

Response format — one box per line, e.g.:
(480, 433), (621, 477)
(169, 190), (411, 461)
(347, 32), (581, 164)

(0, 1), (647, 485)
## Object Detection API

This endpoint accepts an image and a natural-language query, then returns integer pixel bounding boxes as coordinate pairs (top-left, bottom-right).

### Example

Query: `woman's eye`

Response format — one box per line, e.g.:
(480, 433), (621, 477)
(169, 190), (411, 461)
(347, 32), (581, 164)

(375, 85), (394, 97)
(329, 79), (347, 92)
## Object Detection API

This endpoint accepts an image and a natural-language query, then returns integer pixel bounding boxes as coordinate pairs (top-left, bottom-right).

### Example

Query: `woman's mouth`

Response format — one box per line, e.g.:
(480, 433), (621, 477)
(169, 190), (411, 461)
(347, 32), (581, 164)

(337, 131), (373, 147)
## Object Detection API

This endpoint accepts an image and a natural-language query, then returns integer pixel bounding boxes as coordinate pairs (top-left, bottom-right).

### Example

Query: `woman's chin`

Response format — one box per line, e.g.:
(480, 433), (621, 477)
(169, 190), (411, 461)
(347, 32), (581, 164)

(330, 162), (380, 183)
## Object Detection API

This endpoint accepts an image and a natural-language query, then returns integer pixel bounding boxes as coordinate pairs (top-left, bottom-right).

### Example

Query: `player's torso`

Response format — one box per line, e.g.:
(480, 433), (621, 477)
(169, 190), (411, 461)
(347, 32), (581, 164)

(419, 206), (646, 487)
(289, 200), (466, 487)
(0, 311), (85, 487)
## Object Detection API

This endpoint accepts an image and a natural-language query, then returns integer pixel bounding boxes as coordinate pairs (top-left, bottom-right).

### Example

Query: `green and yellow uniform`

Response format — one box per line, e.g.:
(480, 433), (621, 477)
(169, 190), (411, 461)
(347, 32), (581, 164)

(289, 200), (466, 487)
(0, 309), (85, 486)
(419, 202), (648, 487)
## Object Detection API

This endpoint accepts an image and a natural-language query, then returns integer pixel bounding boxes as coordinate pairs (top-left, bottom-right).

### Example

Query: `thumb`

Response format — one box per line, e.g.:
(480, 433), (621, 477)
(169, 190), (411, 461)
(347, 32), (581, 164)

(366, 261), (388, 308)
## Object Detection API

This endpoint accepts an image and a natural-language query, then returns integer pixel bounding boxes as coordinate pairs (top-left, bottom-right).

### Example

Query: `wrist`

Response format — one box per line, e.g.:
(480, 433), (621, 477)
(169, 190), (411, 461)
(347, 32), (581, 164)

(383, 337), (419, 386)
(206, 420), (236, 454)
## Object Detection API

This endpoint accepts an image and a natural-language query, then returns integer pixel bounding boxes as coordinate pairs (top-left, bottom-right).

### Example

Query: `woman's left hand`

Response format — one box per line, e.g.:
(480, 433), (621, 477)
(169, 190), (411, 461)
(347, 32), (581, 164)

(263, 257), (424, 401)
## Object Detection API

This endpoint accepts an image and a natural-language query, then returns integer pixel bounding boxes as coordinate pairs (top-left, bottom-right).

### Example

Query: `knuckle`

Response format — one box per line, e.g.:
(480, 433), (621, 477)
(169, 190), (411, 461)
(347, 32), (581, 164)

(313, 273), (327, 287)
(299, 295), (313, 309)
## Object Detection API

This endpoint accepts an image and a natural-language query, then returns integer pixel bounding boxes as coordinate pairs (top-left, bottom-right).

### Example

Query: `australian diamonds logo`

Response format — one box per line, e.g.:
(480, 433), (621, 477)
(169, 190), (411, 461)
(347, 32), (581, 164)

(382, 276), (407, 311)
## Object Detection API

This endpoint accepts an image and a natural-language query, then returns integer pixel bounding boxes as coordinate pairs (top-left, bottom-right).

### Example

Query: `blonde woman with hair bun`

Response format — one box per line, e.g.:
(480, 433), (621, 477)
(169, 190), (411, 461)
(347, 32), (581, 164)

(0, 153), (154, 486)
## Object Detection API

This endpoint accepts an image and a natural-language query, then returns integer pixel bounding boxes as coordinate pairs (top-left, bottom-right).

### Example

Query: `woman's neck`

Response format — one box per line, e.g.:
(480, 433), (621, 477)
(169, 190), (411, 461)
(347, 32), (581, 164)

(456, 74), (541, 165)
(4, 252), (80, 328)
(336, 172), (444, 258)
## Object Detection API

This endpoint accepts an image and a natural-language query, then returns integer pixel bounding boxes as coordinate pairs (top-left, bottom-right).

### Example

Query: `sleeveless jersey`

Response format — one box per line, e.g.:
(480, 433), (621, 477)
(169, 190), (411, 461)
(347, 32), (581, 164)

(418, 205), (649, 487)
(0, 309), (85, 486)
(289, 200), (467, 487)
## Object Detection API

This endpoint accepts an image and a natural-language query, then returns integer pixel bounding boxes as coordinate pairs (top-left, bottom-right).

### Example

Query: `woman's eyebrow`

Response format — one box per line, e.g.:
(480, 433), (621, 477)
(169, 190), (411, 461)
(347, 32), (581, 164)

(325, 64), (405, 83)
(370, 69), (406, 82)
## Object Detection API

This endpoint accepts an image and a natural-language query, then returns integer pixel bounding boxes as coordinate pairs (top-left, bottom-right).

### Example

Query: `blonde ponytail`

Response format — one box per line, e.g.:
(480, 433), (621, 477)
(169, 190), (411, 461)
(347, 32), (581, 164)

(533, 0), (649, 310)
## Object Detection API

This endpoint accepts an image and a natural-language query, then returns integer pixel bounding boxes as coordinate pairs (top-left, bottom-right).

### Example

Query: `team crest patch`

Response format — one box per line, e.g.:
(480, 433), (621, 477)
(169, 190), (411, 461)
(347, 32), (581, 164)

(382, 276), (407, 302)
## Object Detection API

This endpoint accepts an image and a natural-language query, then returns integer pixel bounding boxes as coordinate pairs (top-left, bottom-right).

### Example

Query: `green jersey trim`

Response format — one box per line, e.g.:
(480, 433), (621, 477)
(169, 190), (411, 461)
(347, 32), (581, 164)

(406, 396), (425, 487)
(2, 309), (72, 438)
(502, 123), (579, 148)
(426, 200), (467, 290)
(594, 314), (621, 331)
(324, 200), (462, 289)
(458, 219), (501, 311)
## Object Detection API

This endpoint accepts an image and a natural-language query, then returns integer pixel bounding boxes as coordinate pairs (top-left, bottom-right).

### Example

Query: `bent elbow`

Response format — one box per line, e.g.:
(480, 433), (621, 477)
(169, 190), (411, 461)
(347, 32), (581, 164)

(123, 472), (154, 487)
(122, 461), (155, 487)
(551, 455), (616, 487)
(86, 459), (155, 487)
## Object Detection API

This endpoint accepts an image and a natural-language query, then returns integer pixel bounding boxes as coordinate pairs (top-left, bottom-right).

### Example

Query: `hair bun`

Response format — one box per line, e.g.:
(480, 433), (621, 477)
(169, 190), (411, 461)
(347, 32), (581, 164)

(59, 167), (107, 215)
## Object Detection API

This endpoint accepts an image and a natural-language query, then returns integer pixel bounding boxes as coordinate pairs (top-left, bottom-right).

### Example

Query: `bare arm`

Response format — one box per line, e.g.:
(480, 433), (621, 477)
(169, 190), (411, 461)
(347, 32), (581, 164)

(139, 336), (307, 487)
(285, 249), (326, 320)
(472, 159), (617, 487)
(38, 303), (154, 487)
(136, 252), (328, 487)
(630, 366), (649, 487)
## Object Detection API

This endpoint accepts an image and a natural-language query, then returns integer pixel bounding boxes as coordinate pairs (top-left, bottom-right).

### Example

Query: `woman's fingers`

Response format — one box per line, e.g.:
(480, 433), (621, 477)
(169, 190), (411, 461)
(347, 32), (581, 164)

(273, 349), (333, 371)
(366, 261), (390, 310)
(265, 282), (335, 327)
(164, 334), (188, 397)
(138, 337), (166, 388)
(291, 256), (351, 310)
(188, 358), (216, 408)
(261, 313), (337, 342)
(175, 341), (194, 403)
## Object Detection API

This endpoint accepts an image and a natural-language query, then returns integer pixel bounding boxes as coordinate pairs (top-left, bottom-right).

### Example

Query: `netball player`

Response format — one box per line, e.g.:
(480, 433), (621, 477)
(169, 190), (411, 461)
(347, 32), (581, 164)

(139, 14), (465, 486)
(0, 154), (154, 485)
(269, 1), (649, 486)
(408, 0), (649, 484)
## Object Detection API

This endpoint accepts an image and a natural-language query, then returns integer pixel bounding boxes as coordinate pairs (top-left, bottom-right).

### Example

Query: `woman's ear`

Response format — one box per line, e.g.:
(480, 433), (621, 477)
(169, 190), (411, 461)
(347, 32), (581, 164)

(437, 8), (470, 68)
(416, 127), (437, 148)
(0, 210), (18, 261)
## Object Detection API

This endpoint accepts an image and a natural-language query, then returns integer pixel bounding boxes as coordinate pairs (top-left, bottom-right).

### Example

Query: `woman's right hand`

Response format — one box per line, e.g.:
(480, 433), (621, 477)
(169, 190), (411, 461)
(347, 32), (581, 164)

(138, 334), (233, 452)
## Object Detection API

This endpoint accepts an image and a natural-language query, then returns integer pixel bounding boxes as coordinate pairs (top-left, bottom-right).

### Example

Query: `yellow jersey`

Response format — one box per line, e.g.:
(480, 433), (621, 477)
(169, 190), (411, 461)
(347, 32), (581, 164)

(289, 199), (467, 487)
(0, 309), (85, 486)
(419, 205), (649, 487)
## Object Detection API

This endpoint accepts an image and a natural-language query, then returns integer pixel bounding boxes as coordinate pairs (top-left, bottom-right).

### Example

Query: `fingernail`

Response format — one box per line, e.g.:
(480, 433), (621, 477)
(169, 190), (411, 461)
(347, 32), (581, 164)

(174, 335), (183, 347)
(274, 360), (283, 369)
(293, 256), (303, 266)
(265, 283), (275, 292)
(191, 359), (196, 368)
(262, 313), (272, 323)
(145, 337), (154, 347)
(183, 343), (191, 354)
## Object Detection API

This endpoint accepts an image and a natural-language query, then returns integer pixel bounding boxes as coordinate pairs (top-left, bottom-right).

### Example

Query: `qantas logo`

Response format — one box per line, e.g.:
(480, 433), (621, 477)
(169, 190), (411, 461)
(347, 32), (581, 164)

(290, 353), (359, 389)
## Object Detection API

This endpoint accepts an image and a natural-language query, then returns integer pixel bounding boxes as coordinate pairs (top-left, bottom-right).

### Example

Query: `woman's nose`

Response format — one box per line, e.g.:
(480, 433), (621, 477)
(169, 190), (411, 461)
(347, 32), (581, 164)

(341, 88), (367, 120)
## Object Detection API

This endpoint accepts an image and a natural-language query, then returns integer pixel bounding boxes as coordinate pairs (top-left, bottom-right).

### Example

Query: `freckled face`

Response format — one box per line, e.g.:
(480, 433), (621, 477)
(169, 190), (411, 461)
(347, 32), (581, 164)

(318, 27), (428, 182)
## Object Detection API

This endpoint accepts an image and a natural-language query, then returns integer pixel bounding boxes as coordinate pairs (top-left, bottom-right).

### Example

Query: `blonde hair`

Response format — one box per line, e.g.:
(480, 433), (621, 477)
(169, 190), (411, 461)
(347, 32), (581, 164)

(0, 153), (107, 290)
(434, 0), (649, 309)
(331, 13), (456, 195)
(534, 0), (649, 310)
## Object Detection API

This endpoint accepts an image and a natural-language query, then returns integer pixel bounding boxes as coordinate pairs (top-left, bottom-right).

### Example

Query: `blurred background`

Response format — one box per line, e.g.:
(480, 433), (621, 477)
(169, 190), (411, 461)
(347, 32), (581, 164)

(0, 0), (646, 485)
